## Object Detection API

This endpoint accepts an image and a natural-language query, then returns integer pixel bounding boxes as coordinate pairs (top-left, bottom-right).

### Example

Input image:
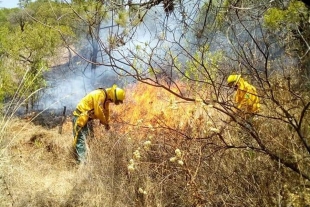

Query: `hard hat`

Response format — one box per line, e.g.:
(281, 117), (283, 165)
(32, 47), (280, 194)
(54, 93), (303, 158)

(227, 74), (241, 87)
(109, 84), (125, 104)
(114, 87), (125, 103)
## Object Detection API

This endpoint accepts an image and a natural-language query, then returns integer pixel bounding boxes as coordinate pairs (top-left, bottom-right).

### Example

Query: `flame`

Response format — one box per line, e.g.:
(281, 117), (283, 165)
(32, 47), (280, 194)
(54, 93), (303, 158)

(56, 81), (224, 141)
(113, 82), (222, 139)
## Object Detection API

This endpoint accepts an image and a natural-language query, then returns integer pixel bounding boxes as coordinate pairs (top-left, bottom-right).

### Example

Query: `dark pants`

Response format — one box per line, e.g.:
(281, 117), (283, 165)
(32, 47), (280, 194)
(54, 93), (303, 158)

(72, 116), (94, 163)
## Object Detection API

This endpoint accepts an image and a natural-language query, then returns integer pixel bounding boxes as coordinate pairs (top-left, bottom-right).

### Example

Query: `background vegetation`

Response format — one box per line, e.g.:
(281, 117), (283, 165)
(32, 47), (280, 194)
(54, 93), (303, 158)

(0, 0), (310, 206)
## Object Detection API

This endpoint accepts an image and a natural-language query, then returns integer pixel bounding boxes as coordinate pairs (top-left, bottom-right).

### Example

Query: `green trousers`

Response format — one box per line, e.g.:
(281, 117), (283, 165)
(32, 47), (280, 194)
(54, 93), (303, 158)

(72, 116), (94, 163)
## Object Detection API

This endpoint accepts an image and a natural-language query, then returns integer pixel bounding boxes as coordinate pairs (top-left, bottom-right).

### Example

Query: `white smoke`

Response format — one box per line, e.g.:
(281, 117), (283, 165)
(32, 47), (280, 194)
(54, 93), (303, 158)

(36, 63), (120, 112)
(36, 2), (200, 113)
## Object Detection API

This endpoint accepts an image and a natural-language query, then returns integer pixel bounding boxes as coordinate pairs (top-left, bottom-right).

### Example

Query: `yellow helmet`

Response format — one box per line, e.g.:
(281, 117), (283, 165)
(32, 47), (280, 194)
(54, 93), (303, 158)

(227, 74), (241, 87)
(115, 87), (125, 102)
(108, 84), (125, 104)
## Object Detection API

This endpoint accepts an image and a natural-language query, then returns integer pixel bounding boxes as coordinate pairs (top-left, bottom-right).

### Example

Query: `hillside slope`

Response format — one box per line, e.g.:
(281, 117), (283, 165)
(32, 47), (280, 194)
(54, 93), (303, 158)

(1, 82), (310, 207)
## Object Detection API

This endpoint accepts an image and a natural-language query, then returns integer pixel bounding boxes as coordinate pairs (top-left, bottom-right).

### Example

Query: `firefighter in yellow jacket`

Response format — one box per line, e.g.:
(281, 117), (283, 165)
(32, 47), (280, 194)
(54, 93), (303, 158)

(72, 84), (125, 163)
(227, 74), (260, 120)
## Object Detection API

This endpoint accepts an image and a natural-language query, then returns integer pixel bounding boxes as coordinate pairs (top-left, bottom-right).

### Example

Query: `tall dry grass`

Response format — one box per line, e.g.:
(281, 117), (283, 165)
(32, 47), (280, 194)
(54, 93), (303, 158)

(0, 81), (310, 206)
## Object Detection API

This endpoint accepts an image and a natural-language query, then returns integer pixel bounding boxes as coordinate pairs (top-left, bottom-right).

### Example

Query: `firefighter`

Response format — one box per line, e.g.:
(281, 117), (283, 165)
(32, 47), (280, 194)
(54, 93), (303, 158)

(227, 74), (260, 120)
(72, 84), (125, 164)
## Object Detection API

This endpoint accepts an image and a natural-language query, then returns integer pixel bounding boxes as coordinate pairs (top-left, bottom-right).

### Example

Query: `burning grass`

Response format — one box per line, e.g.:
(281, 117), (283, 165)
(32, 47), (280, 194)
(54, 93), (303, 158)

(0, 82), (310, 206)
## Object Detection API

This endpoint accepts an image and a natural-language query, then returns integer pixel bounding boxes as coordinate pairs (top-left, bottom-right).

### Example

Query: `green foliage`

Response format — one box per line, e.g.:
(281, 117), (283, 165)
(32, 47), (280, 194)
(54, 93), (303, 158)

(0, 9), (10, 23)
(71, 0), (108, 24)
(214, 0), (230, 27)
(0, 65), (17, 103)
(194, 0), (231, 39)
(0, 26), (9, 54)
(0, 0), (76, 110)
(264, 8), (285, 28)
(115, 9), (128, 27)
(0, 26), (19, 102)
(264, 1), (309, 30)
(22, 24), (62, 57)
(264, 1), (310, 79)
(184, 44), (223, 84)
(129, 5), (144, 27)
(27, 1), (77, 31)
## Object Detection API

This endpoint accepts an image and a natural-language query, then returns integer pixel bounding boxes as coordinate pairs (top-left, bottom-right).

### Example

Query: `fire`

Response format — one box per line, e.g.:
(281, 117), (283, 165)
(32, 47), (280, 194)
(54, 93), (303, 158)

(26, 81), (223, 142)
(113, 82), (221, 139)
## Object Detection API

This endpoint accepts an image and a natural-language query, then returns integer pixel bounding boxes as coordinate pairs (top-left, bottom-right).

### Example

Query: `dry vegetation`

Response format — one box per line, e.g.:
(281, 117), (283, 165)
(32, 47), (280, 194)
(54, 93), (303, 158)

(0, 82), (310, 207)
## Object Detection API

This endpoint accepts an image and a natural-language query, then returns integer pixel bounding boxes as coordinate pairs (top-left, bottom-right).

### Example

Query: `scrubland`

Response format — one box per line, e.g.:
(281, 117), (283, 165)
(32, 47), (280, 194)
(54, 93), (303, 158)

(0, 82), (310, 207)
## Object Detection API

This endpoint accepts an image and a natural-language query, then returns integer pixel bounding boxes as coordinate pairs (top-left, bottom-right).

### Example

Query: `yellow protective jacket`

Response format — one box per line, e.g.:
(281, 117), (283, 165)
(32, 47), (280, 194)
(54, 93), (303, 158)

(73, 88), (110, 127)
(234, 78), (260, 114)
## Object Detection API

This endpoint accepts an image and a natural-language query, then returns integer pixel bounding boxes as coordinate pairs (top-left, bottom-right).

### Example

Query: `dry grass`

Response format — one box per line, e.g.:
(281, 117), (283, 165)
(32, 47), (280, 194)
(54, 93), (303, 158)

(1, 82), (310, 206)
(0, 119), (76, 206)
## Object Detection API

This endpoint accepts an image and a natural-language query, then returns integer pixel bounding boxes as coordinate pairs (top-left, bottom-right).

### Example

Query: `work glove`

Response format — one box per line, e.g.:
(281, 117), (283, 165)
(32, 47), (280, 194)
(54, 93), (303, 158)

(105, 124), (111, 131)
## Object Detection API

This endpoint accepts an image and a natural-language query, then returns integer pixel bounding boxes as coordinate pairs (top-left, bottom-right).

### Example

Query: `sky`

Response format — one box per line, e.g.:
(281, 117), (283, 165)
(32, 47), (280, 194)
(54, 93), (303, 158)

(0, 0), (20, 8)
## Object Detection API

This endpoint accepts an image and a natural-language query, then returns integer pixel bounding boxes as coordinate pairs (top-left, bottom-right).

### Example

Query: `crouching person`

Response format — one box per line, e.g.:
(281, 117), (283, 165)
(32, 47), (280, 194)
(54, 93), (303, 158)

(72, 84), (125, 164)
(227, 74), (260, 122)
